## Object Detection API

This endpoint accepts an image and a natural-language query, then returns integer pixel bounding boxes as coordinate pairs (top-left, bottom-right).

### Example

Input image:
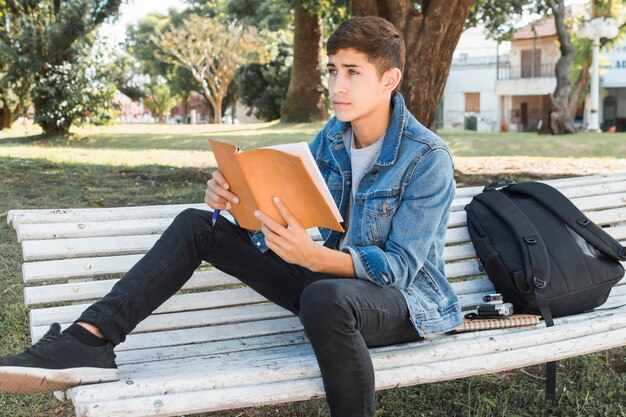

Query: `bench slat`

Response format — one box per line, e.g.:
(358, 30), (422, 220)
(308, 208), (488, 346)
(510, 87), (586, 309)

(22, 235), (161, 261)
(23, 270), (242, 305)
(450, 173), (626, 199)
(119, 317), (304, 352)
(32, 303), (292, 338)
(451, 180), (626, 212)
(116, 332), (309, 366)
(7, 203), (207, 227)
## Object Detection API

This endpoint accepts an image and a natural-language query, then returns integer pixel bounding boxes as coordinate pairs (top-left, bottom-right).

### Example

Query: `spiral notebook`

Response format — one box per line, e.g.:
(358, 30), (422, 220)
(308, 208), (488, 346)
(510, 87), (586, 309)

(452, 314), (542, 333)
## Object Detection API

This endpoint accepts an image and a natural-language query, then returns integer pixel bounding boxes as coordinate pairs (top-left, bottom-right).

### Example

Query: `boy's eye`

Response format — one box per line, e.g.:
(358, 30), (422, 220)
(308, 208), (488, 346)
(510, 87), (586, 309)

(328, 69), (337, 75)
(349, 69), (359, 75)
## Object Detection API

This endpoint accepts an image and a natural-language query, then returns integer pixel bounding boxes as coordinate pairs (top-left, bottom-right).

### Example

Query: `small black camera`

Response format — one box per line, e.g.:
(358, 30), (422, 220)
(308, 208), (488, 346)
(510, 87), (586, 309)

(477, 302), (514, 317)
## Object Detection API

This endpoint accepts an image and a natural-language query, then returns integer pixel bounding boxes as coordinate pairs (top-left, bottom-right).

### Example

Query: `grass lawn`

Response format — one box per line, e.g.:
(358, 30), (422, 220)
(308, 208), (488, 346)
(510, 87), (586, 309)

(1, 122), (625, 417)
(1, 121), (624, 169)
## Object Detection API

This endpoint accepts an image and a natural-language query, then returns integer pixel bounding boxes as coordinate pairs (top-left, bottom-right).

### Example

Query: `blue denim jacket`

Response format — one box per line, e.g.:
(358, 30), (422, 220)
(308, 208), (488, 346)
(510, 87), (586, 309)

(250, 93), (463, 336)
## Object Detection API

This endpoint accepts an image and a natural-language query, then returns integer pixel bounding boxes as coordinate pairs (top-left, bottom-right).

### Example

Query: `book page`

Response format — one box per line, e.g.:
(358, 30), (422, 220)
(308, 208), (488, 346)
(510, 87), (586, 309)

(263, 142), (343, 223)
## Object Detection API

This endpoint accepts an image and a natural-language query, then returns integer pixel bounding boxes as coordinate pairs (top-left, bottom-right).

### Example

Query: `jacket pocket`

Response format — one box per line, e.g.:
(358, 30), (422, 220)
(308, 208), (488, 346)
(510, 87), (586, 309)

(364, 193), (400, 245)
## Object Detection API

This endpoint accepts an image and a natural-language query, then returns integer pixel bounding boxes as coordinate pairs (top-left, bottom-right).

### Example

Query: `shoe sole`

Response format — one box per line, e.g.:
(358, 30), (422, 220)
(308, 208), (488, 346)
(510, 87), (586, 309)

(0, 366), (119, 393)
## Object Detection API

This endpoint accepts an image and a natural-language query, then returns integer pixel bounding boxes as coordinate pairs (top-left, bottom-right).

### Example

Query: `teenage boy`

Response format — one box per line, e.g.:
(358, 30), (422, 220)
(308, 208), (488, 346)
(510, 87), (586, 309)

(0, 16), (462, 417)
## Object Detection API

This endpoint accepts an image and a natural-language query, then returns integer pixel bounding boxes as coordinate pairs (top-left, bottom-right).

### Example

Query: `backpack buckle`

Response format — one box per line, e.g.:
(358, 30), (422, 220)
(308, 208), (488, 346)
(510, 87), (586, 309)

(534, 277), (547, 289)
(484, 179), (517, 192)
(577, 217), (590, 226)
(524, 236), (537, 244)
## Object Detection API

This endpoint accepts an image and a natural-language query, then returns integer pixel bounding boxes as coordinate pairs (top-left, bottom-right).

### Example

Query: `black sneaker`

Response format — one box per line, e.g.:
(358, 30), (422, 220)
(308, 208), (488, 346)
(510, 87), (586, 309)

(0, 323), (119, 393)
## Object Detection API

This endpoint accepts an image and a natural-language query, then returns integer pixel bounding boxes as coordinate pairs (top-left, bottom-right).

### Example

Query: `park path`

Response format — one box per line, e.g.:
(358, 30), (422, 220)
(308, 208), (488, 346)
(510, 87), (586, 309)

(454, 156), (625, 176)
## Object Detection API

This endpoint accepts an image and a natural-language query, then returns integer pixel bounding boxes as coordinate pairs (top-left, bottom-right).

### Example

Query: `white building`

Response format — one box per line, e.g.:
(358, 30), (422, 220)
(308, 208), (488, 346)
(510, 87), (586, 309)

(441, 26), (511, 132)
(443, 55), (502, 132)
(443, 16), (626, 132)
(602, 43), (626, 131)
(496, 17), (559, 132)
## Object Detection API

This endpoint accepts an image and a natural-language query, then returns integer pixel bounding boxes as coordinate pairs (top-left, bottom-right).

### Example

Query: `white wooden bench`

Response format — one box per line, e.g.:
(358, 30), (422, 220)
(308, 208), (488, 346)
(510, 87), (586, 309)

(6, 172), (626, 417)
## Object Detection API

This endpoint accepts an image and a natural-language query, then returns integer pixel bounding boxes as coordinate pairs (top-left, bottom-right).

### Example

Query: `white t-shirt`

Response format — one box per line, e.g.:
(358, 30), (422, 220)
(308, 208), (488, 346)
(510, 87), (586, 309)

(339, 127), (384, 250)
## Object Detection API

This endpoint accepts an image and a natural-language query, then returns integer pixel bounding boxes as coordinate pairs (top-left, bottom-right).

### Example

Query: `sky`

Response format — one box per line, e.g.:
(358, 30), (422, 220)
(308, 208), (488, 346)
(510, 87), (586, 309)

(98, 0), (185, 50)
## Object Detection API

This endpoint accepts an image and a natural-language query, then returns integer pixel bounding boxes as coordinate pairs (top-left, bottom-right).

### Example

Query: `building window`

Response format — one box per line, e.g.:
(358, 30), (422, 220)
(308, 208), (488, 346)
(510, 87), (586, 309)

(521, 49), (542, 78)
(465, 92), (480, 113)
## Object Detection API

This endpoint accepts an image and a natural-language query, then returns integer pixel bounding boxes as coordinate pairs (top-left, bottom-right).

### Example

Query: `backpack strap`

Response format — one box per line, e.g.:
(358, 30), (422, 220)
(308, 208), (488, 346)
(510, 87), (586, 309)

(507, 182), (626, 262)
(473, 190), (552, 296)
(474, 189), (557, 401)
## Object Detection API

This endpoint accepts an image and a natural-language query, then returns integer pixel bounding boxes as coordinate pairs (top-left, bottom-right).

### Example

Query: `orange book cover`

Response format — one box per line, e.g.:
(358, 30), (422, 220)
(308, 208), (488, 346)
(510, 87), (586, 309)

(209, 139), (344, 232)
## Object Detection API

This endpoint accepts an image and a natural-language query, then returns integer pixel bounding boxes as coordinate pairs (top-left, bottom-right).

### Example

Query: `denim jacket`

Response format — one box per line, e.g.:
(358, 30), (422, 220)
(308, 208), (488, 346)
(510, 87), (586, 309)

(250, 93), (463, 336)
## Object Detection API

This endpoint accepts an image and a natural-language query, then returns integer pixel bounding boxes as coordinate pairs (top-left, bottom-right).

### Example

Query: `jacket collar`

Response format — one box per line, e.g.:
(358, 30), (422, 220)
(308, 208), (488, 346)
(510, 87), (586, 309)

(326, 92), (407, 166)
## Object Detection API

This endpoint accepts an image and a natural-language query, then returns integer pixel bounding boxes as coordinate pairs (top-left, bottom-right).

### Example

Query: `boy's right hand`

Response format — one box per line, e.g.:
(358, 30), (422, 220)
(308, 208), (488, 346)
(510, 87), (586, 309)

(205, 170), (240, 212)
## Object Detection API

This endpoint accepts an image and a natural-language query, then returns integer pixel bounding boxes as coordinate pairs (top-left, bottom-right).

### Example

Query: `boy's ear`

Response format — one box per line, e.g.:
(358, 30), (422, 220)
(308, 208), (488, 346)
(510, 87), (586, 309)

(383, 68), (402, 93)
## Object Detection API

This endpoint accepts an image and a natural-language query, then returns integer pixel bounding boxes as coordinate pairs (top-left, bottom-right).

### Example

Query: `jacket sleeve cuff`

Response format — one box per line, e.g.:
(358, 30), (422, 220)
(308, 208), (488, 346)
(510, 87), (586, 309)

(249, 230), (270, 253)
(344, 247), (369, 280)
(342, 245), (394, 286)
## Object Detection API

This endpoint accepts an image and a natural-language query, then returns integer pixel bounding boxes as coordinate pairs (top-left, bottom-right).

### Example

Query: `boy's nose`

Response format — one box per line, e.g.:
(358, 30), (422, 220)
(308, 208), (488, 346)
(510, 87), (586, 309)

(332, 78), (347, 94)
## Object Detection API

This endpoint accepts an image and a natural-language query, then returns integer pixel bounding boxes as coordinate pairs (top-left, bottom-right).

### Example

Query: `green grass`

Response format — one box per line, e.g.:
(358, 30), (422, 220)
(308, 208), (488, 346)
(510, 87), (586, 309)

(1, 122), (625, 170)
(1, 123), (625, 417)
(441, 130), (626, 158)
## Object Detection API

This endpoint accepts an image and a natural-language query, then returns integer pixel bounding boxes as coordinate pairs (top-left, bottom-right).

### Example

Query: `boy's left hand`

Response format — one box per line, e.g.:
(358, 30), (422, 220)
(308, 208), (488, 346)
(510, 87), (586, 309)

(254, 197), (319, 269)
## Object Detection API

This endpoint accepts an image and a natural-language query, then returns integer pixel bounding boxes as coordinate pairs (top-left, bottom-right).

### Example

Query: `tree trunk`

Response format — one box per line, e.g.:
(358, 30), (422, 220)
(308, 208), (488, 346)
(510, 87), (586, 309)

(182, 92), (189, 124)
(568, 57), (591, 119)
(214, 96), (223, 124)
(351, 0), (474, 129)
(1, 105), (13, 129)
(546, 0), (576, 135)
(281, 4), (326, 123)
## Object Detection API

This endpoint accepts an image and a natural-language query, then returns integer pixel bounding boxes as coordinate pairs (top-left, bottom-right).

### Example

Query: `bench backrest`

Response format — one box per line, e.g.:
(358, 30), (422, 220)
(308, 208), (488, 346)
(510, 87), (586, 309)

(7, 173), (626, 366)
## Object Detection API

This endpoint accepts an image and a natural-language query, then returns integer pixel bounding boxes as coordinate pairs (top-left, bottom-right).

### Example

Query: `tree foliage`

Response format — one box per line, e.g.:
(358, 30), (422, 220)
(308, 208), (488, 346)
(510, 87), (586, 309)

(227, 0), (291, 31)
(152, 14), (269, 124)
(143, 77), (179, 123)
(0, 0), (121, 134)
(235, 31), (292, 121)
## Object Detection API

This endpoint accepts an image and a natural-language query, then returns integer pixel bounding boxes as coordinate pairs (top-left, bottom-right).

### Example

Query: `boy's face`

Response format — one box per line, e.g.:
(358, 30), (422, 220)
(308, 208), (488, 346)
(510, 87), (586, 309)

(327, 48), (400, 124)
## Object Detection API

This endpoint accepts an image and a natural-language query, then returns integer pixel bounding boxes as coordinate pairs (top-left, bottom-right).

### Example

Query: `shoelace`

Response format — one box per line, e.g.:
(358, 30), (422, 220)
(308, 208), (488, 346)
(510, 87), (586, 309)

(26, 333), (59, 355)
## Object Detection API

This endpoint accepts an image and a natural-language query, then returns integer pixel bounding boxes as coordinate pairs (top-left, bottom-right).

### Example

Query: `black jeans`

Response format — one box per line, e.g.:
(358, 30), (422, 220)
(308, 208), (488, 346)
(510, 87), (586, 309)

(78, 208), (423, 417)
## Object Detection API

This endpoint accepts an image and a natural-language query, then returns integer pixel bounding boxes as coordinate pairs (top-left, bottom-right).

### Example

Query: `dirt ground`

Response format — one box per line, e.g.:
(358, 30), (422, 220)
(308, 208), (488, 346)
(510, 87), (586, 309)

(454, 156), (625, 177)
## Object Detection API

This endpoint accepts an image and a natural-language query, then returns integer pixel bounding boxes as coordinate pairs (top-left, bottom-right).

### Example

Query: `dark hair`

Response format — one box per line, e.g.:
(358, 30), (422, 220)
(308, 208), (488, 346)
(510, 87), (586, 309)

(327, 16), (405, 78)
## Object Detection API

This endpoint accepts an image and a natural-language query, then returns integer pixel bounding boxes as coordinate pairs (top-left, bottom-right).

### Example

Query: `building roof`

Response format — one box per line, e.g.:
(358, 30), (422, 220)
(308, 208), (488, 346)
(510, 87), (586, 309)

(513, 17), (556, 40)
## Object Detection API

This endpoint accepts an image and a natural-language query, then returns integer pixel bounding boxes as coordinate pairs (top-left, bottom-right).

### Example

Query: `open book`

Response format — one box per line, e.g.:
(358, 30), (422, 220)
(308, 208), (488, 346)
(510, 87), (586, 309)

(208, 139), (344, 232)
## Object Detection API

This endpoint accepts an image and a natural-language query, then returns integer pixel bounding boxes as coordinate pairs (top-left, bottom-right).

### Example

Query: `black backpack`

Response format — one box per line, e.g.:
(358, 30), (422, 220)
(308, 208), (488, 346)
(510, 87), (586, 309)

(465, 180), (626, 400)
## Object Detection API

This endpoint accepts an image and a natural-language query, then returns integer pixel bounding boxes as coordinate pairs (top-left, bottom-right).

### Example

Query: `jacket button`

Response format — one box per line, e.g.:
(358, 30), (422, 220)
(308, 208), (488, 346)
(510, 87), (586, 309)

(358, 200), (363, 207)
(420, 323), (426, 330)
(381, 273), (389, 282)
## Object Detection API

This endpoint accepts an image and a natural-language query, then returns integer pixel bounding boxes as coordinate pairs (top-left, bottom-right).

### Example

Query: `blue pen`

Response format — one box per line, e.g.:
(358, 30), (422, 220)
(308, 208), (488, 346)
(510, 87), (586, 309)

(212, 209), (220, 226)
